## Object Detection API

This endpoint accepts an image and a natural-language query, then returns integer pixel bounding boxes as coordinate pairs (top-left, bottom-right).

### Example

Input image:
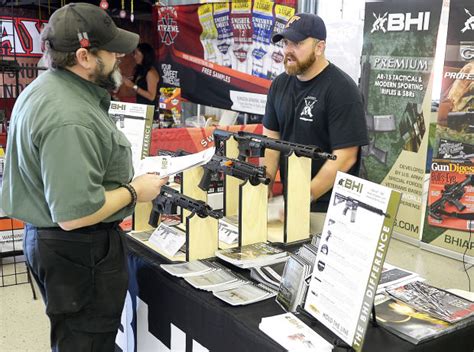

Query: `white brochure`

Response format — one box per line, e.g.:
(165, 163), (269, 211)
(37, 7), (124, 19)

(259, 313), (333, 352)
(149, 223), (186, 257)
(304, 172), (401, 352)
(135, 147), (215, 178)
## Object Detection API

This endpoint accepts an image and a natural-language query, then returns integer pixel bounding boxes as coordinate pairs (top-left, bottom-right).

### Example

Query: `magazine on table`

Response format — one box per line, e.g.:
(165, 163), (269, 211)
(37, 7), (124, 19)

(259, 313), (333, 352)
(262, 262), (286, 282)
(213, 282), (277, 306)
(297, 243), (318, 270)
(215, 242), (288, 268)
(375, 294), (474, 344)
(250, 261), (287, 290)
(250, 267), (280, 291)
(377, 263), (422, 294)
(276, 255), (312, 312)
(386, 281), (474, 323)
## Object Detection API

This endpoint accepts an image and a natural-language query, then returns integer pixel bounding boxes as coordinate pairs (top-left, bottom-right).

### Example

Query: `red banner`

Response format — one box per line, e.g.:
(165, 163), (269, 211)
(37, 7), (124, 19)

(153, 1), (297, 113)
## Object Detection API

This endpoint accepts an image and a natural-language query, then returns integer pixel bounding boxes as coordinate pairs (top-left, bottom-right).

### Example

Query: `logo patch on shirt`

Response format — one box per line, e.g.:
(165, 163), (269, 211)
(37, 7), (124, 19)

(300, 96), (318, 122)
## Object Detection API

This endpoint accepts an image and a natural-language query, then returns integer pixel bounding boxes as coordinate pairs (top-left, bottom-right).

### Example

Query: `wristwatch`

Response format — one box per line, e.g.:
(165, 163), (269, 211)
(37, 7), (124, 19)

(133, 84), (138, 92)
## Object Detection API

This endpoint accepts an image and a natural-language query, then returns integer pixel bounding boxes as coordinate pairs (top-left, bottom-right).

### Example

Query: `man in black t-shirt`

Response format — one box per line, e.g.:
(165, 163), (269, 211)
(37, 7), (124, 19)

(263, 13), (368, 234)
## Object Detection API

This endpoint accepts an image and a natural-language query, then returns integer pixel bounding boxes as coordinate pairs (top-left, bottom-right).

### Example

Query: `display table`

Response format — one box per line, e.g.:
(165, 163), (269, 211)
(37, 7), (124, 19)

(120, 236), (474, 352)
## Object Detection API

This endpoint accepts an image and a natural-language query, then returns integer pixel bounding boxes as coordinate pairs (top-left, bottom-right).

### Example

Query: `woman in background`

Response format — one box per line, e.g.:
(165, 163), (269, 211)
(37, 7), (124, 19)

(122, 43), (160, 110)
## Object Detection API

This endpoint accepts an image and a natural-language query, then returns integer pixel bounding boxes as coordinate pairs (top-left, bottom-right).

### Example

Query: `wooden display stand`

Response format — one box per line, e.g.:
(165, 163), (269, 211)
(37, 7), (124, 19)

(132, 174), (218, 262)
(267, 152), (311, 243)
(185, 213), (219, 261)
(221, 134), (312, 244)
(131, 210), (218, 262)
(221, 136), (268, 247)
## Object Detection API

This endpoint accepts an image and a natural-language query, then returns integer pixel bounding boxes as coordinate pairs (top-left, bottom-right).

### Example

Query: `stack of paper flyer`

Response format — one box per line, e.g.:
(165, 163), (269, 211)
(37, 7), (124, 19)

(184, 268), (242, 291)
(259, 313), (333, 351)
(160, 260), (215, 278)
(215, 242), (288, 269)
(386, 281), (474, 323)
(375, 294), (474, 344)
(213, 282), (277, 306)
(162, 260), (277, 305)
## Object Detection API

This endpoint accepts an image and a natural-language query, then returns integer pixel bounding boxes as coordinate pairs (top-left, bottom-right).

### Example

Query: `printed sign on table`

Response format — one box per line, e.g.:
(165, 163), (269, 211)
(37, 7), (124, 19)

(304, 172), (401, 352)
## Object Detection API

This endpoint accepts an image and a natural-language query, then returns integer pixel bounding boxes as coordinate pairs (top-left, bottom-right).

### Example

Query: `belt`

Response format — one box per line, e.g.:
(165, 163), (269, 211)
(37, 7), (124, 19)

(33, 221), (121, 233)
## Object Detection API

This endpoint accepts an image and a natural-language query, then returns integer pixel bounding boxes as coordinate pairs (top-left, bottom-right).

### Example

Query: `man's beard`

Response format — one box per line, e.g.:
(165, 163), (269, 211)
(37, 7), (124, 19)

(284, 51), (316, 76)
(92, 56), (122, 91)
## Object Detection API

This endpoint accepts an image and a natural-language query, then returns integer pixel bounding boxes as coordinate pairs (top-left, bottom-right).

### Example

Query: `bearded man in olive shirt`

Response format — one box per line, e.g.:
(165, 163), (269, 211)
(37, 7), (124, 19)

(1, 4), (167, 351)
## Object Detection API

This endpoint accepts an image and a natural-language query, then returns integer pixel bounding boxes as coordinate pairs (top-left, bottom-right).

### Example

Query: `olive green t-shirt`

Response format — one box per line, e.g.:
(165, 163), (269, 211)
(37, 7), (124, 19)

(1, 69), (134, 227)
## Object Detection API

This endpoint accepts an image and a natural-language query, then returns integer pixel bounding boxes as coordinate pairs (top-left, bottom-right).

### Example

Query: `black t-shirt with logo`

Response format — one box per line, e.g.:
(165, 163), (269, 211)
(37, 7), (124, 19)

(263, 62), (369, 212)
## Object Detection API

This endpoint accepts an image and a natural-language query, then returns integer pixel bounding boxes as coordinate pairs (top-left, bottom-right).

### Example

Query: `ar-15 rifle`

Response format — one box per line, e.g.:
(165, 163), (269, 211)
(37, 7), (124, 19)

(198, 154), (270, 191)
(428, 175), (474, 221)
(213, 129), (336, 161)
(333, 193), (390, 223)
(149, 185), (222, 227)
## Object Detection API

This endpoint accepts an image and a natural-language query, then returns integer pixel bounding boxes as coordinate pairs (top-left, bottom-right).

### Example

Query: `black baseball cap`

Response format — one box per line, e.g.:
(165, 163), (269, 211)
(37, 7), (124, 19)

(42, 3), (139, 53)
(272, 13), (326, 44)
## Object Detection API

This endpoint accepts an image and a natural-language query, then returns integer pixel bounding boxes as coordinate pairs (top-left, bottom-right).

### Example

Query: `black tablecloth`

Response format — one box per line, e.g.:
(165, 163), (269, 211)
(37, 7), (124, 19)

(123, 236), (474, 352)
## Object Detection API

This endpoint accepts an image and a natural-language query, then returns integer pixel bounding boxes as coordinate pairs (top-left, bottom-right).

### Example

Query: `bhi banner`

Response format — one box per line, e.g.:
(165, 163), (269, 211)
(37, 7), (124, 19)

(361, 0), (442, 243)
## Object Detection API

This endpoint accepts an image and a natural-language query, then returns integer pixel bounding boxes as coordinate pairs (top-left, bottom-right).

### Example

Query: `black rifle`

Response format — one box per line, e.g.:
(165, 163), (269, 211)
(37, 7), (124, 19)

(428, 175), (474, 221)
(149, 185), (222, 227)
(198, 154), (270, 191)
(447, 111), (474, 133)
(213, 129), (336, 161)
(334, 193), (390, 223)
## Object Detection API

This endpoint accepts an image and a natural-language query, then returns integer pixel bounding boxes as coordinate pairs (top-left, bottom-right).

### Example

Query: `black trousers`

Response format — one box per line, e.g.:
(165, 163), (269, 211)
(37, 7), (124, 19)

(24, 223), (129, 352)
